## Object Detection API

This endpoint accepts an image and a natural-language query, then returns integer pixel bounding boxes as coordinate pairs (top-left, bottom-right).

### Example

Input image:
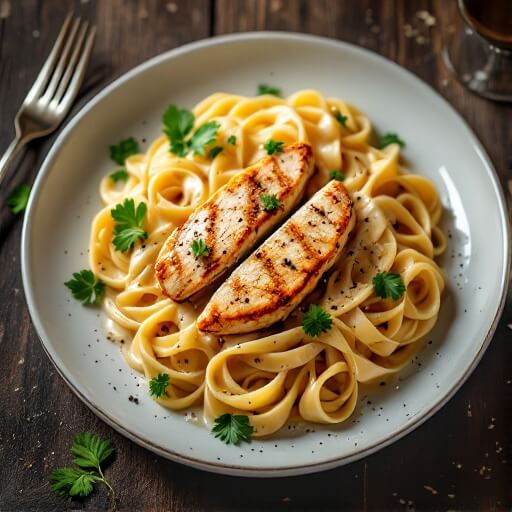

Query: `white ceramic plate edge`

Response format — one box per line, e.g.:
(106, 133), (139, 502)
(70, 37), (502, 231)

(21, 32), (511, 477)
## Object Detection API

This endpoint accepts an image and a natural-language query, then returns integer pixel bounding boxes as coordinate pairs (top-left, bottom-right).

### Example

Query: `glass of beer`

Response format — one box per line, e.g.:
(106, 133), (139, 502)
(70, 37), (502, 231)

(444, 0), (512, 101)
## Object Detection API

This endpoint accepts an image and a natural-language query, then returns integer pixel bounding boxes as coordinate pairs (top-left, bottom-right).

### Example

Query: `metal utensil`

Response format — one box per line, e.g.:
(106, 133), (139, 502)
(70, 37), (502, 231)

(0, 15), (96, 188)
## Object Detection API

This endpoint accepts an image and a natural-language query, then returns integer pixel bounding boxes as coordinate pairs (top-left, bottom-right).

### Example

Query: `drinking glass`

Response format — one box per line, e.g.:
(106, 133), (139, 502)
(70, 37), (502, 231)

(444, 0), (512, 101)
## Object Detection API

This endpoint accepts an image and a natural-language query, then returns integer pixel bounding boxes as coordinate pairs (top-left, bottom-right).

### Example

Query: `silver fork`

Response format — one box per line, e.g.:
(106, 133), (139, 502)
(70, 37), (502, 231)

(0, 15), (96, 188)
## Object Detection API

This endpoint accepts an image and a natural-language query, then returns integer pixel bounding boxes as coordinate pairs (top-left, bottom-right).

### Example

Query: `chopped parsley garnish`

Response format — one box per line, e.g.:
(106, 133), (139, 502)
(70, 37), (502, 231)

(188, 121), (221, 156)
(191, 238), (210, 258)
(329, 170), (345, 182)
(65, 270), (105, 306)
(162, 104), (220, 157)
(7, 184), (30, 214)
(109, 169), (129, 183)
(379, 132), (405, 149)
(162, 104), (194, 156)
(227, 134), (237, 145)
(209, 146), (224, 159)
(302, 304), (333, 337)
(257, 84), (282, 97)
(260, 193), (282, 212)
(109, 137), (139, 165)
(263, 139), (285, 155)
(50, 433), (115, 499)
(334, 110), (348, 126)
(149, 373), (170, 398)
(110, 198), (148, 252)
(212, 413), (254, 445)
(372, 271), (406, 300)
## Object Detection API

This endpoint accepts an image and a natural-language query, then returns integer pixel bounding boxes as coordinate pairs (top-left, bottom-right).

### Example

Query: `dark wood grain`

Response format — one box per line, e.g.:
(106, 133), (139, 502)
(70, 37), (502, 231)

(0, 0), (510, 510)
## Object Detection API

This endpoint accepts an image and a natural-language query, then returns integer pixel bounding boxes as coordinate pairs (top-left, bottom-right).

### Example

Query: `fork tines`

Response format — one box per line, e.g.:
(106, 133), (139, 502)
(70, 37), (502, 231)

(25, 14), (96, 111)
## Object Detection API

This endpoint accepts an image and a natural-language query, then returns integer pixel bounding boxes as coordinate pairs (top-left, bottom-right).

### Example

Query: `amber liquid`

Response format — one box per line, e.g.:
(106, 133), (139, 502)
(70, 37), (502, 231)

(460, 0), (512, 46)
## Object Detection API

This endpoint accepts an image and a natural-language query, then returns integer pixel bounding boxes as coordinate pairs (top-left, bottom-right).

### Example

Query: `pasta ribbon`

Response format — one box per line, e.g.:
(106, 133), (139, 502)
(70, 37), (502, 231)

(91, 90), (446, 435)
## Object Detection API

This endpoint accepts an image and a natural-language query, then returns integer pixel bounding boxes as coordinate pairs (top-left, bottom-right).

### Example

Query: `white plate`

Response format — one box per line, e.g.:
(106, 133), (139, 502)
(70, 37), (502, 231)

(21, 33), (510, 477)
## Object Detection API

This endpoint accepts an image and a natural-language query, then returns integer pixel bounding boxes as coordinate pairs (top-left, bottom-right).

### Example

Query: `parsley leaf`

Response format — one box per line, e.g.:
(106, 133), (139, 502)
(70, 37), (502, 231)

(329, 170), (345, 182)
(7, 184), (30, 214)
(212, 413), (254, 445)
(189, 121), (220, 156)
(71, 433), (115, 469)
(257, 84), (282, 97)
(163, 104), (195, 157)
(260, 193), (282, 212)
(113, 227), (147, 252)
(209, 146), (223, 159)
(50, 468), (100, 497)
(162, 105), (220, 157)
(170, 139), (189, 157)
(372, 272), (406, 300)
(379, 133), (405, 149)
(334, 110), (348, 126)
(65, 270), (105, 306)
(149, 373), (170, 398)
(50, 433), (115, 500)
(162, 105), (194, 143)
(263, 139), (285, 155)
(109, 137), (139, 166)
(227, 134), (237, 145)
(110, 198), (148, 252)
(109, 169), (129, 183)
(302, 305), (333, 337)
(191, 239), (209, 258)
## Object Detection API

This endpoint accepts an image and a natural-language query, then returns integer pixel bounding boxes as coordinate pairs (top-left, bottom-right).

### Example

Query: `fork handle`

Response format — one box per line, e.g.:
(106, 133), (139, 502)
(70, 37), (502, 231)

(0, 136), (26, 189)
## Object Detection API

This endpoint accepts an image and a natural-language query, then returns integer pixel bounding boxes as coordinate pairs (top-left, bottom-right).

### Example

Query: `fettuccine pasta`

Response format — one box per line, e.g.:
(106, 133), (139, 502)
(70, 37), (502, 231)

(90, 90), (445, 437)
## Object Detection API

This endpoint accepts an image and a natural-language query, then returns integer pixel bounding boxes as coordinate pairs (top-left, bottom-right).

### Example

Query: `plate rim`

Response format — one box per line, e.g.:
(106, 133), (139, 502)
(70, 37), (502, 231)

(21, 31), (511, 477)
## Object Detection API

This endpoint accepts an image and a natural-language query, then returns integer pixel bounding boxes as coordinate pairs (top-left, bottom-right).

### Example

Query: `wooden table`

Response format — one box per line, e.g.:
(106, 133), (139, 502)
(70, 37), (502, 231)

(0, 1), (510, 510)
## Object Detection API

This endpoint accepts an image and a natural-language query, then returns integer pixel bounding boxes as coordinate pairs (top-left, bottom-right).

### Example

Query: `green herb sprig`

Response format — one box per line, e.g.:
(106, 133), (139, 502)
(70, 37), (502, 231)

(212, 413), (254, 445)
(257, 84), (282, 97)
(109, 137), (139, 166)
(109, 169), (129, 183)
(334, 110), (348, 126)
(149, 373), (170, 398)
(379, 133), (405, 149)
(7, 184), (30, 214)
(163, 104), (220, 157)
(109, 138), (139, 183)
(209, 146), (223, 159)
(65, 270), (105, 306)
(188, 121), (220, 156)
(50, 433), (115, 500)
(263, 139), (285, 155)
(191, 238), (210, 258)
(372, 272), (406, 300)
(110, 198), (148, 252)
(260, 193), (282, 212)
(302, 305), (333, 337)
(329, 170), (345, 182)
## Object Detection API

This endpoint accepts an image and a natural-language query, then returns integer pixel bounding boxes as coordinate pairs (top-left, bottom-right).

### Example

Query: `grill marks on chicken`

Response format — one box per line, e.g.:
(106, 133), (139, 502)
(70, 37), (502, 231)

(155, 143), (315, 301)
(197, 180), (355, 334)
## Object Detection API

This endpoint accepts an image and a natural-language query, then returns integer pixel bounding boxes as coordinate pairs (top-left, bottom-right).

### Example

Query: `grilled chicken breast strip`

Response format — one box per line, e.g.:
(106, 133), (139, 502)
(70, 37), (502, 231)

(156, 142), (315, 302)
(197, 180), (355, 334)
